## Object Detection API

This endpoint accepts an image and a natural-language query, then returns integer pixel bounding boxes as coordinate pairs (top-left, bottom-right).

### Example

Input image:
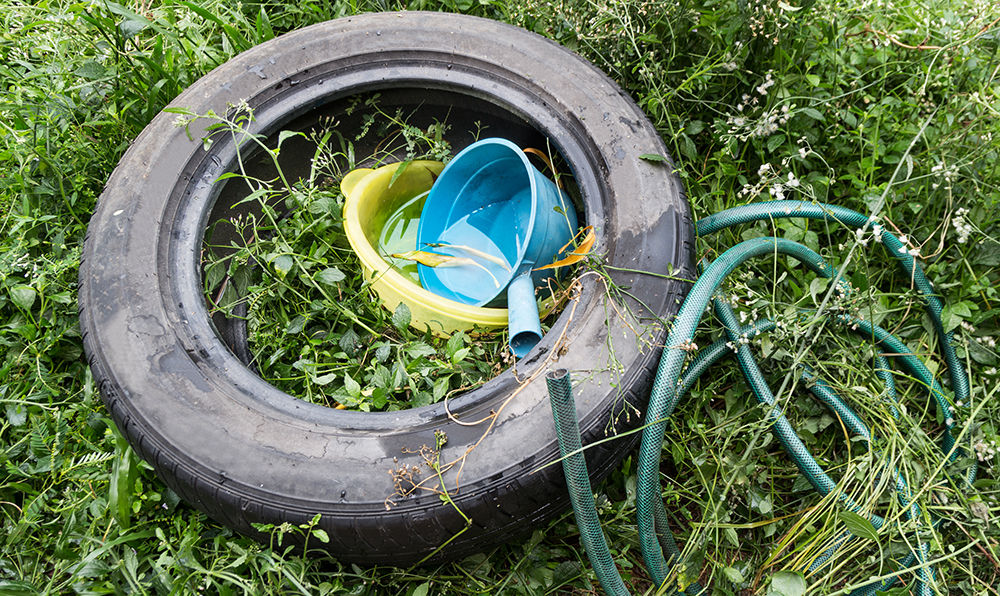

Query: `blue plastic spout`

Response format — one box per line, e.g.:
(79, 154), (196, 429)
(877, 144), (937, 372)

(506, 272), (543, 358)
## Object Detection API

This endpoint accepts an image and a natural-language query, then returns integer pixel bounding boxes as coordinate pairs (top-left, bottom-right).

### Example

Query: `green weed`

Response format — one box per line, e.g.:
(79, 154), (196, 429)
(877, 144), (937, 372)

(196, 98), (513, 411)
(1, 0), (997, 593)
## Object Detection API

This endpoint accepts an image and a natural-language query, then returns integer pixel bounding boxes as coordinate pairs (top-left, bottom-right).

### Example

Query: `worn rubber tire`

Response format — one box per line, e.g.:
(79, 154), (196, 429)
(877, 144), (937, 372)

(79, 11), (694, 565)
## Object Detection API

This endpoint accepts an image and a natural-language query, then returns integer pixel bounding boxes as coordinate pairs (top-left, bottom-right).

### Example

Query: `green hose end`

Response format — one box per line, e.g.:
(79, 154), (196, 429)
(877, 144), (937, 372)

(546, 369), (632, 596)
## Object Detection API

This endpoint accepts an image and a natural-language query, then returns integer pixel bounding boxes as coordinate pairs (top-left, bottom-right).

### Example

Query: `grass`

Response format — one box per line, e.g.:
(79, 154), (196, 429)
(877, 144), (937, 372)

(1, 0), (998, 594)
(195, 95), (578, 412)
(196, 98), (517, 411)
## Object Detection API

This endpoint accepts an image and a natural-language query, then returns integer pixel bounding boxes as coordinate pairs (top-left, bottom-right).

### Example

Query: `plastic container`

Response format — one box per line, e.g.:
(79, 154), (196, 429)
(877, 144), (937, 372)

(340, 160), (508, 334)
(416, 139), (578, 356)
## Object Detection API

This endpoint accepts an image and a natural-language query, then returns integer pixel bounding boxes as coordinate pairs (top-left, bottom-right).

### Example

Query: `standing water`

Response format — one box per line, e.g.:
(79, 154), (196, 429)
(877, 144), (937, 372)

(424, 199), (521, 306)
(377, 191), (429, 284)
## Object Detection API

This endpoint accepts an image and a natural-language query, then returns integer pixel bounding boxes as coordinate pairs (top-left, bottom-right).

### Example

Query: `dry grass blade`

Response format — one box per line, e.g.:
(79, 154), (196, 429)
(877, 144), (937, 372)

(392, 250), (502, 288)
(534, 225), (596, 271)
(423, 242), (512, 271)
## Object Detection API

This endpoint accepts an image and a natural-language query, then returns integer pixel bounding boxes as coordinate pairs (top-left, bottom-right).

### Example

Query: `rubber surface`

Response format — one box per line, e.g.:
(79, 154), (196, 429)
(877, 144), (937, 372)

(78, 12), (695, 564)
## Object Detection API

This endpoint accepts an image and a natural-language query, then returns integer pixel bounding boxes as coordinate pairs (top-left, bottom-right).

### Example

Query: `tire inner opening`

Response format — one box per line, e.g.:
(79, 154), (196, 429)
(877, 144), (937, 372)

(201, 88), (586, 412)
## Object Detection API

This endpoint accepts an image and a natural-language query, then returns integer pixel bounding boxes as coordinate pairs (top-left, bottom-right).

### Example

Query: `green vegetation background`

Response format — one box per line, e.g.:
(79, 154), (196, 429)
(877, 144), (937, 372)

(1, 0), (998, 593)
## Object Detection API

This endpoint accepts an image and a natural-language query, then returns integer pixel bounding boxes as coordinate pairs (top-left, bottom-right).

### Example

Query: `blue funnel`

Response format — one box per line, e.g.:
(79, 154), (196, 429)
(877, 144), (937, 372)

(417, 138), (578, 358)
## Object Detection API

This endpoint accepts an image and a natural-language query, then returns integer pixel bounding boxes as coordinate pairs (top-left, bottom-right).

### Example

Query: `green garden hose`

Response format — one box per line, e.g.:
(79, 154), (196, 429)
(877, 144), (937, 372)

(548, 200), (974, 595)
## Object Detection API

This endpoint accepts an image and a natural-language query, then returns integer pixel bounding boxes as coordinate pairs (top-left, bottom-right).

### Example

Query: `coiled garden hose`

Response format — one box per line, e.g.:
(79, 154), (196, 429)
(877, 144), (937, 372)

(547, 200), (974, 595)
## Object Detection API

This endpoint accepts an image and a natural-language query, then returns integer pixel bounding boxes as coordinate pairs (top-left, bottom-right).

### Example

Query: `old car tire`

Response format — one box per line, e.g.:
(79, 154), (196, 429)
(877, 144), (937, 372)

(79, 11), (694, 564)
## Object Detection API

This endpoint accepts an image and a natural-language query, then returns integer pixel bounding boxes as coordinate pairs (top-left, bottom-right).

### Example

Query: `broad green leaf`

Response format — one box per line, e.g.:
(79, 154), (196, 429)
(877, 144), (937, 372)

(412, 582), (430, 596)
(433, 375), (451, 400)
(724, 526), (739, 546)
(5, 403), (27, 427)
(723, 566), (745, 585)
(767, 133), (786, 153)
(316, 267), (346, 287)
(312, 373), (338, 386)
(445, 331), (466, 359)
(255, 6), (275, 41)
(941, 301), (974, 332)
(809, 277), (829, 304)
(639, 153), (669, 163)
(370, 388), (388, 410)
(769, 570), (806, 596)
(749, 488), (773, 514)
(800, 107), (825, 121)
(272, 254), (294, 278)
(277, 130), (303, 148)
(75, 60), (108, 80)
(392, 303), (411, 331)
(284, 315), (306, 335)
(339, 328), (360, 355)
(344, 374), (361, 399)
(204, 261), (226, 290)
(9, 285), (36, 310)
(680, 133), (697, 160)
(405, 342), (437, 360)
(410, 391), (433, 407)
(73, 558), (113, 579)
(371, 365), (393, 389)
(840, 510), (879, 542)
(451, 347), (471, 365)
(308, 194), (336, 215)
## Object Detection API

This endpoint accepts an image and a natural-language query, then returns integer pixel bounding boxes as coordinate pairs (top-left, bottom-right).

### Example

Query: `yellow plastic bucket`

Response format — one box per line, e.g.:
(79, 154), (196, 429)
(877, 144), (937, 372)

(341, 161), (508, 335)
